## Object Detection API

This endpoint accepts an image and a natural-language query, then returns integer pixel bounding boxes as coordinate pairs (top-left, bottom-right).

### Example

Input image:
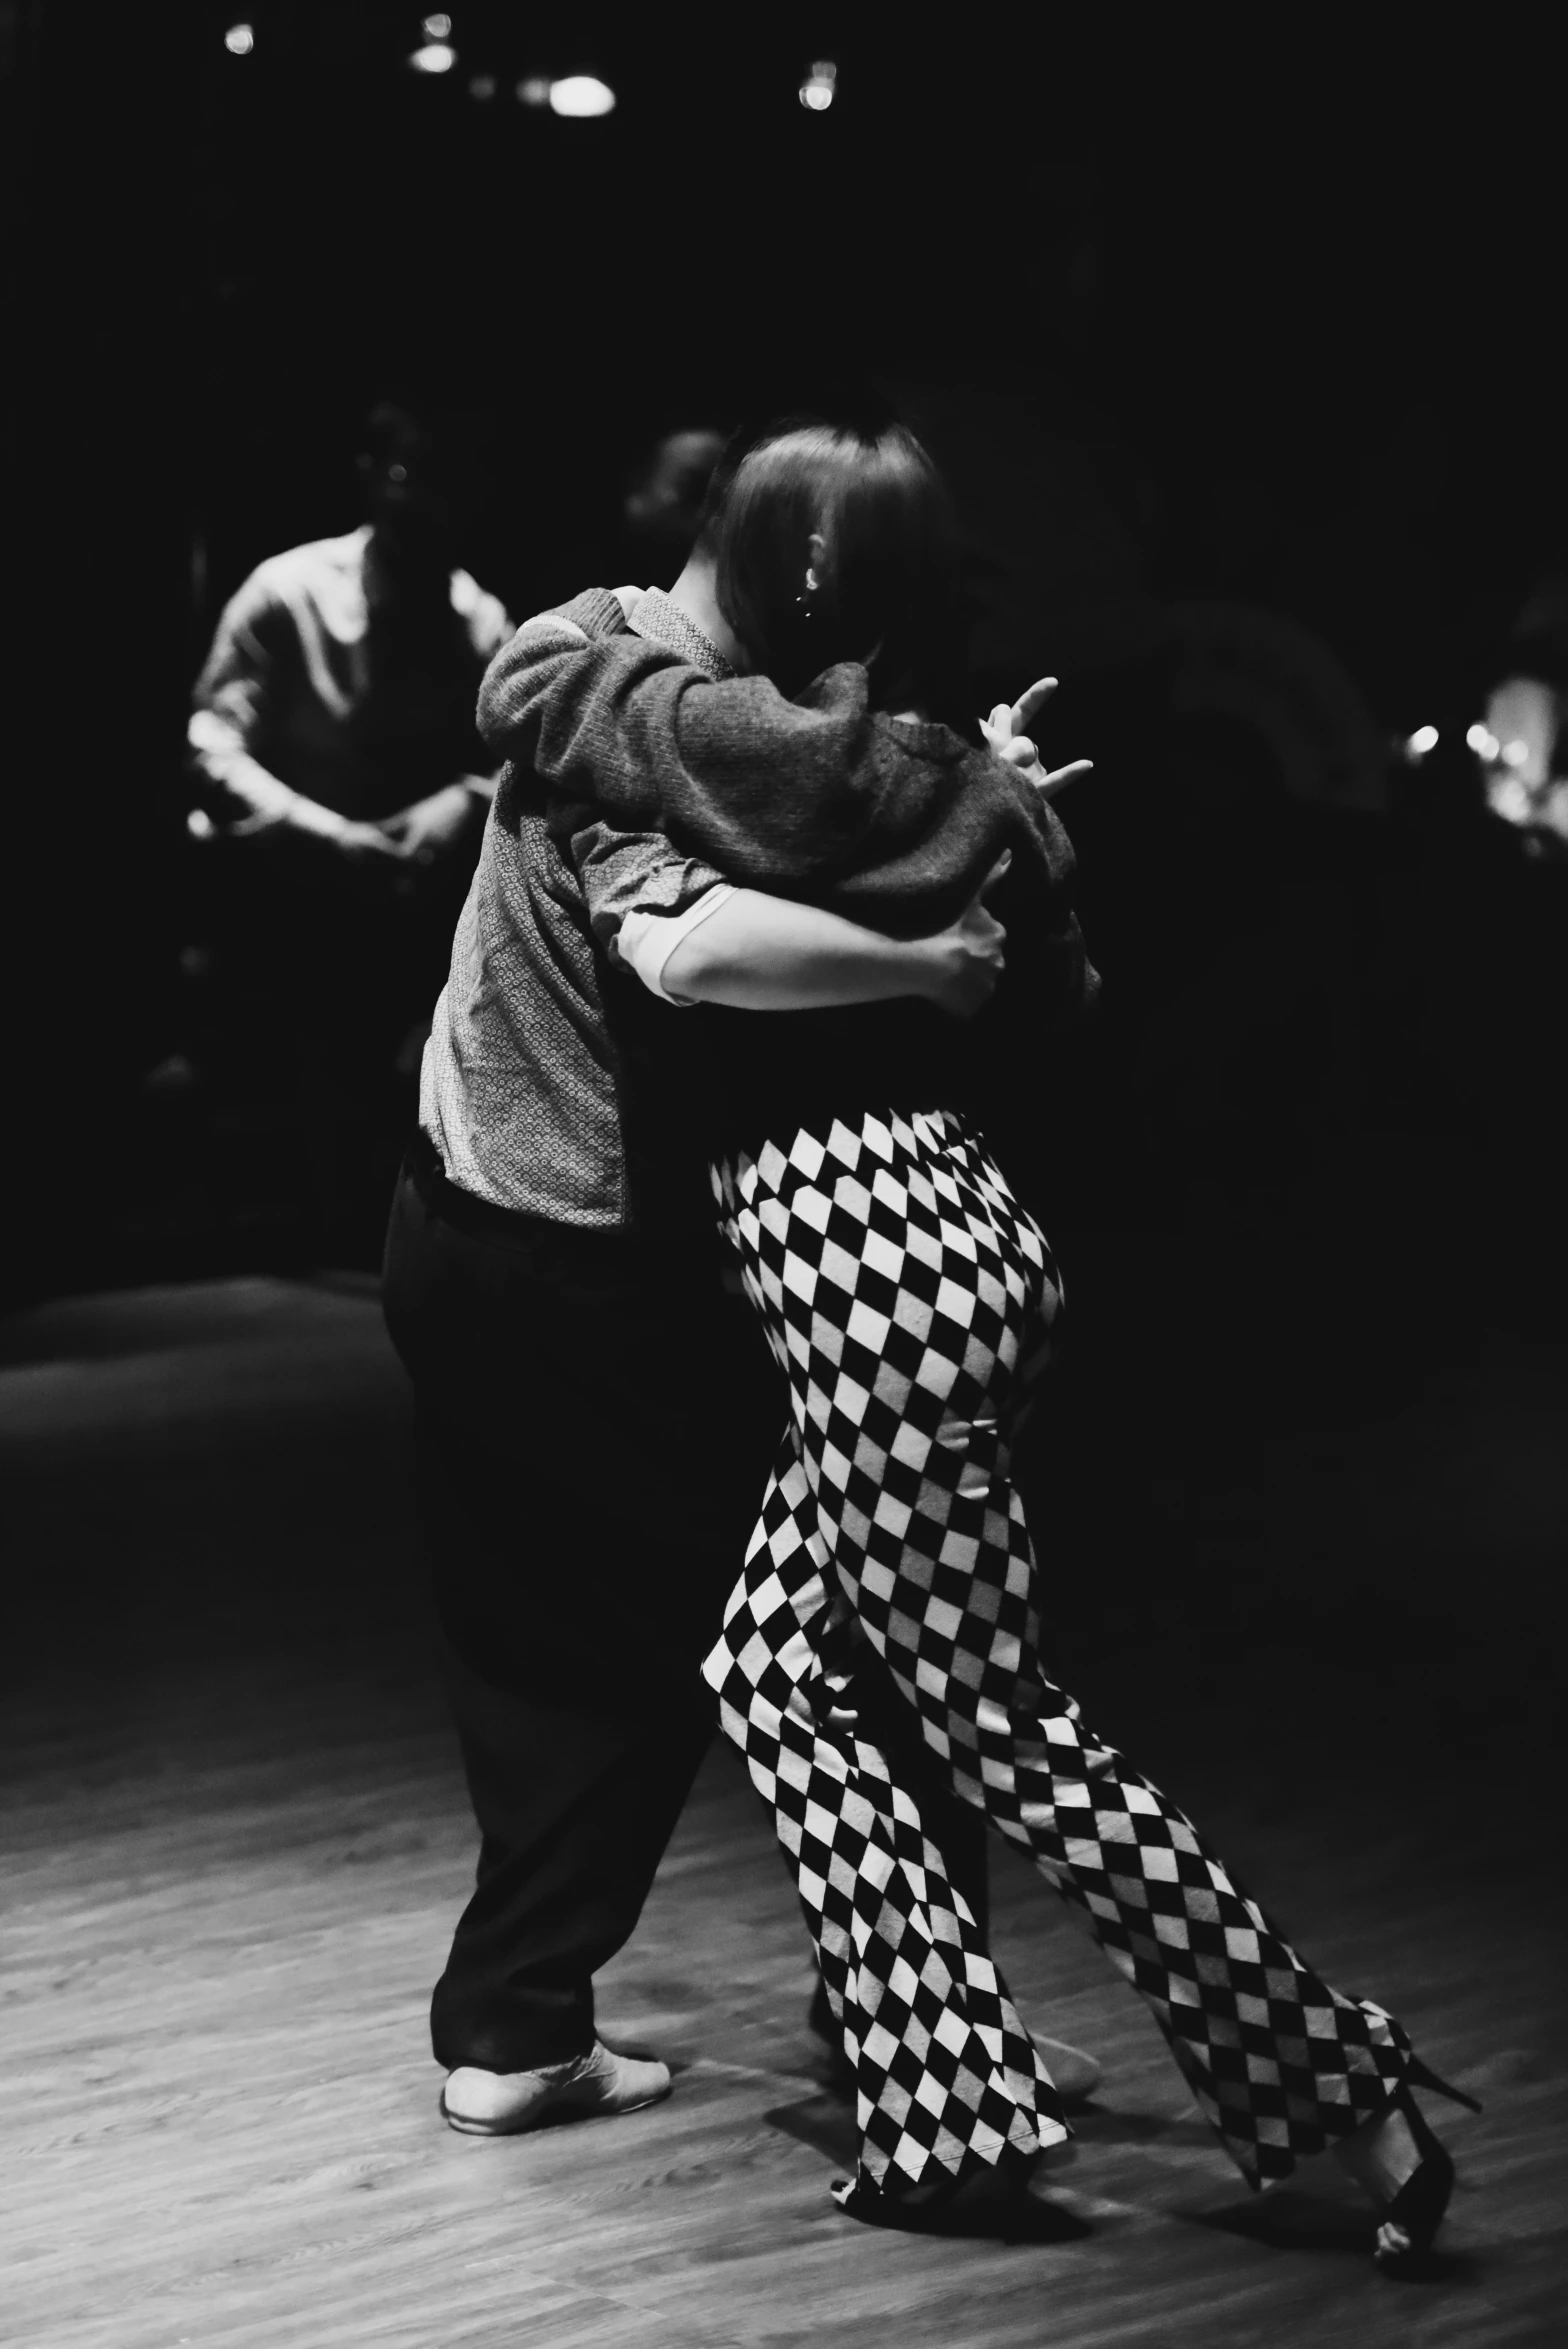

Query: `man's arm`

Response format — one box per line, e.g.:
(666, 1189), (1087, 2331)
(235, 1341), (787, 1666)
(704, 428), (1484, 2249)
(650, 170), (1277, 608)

(376, 574), (519, 858)
(378, 777), (495, 862)
(575, 819), (1006, 1017)
(478, 594), (1008, 908)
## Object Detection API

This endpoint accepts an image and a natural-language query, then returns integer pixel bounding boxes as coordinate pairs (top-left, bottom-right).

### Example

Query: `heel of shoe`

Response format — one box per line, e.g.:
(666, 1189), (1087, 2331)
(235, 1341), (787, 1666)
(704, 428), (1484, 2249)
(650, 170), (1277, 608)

(1373, 2090), (1457, 2273)
(832, 2154), (1093, 2245)
(1407, 2055), (1483, 2115)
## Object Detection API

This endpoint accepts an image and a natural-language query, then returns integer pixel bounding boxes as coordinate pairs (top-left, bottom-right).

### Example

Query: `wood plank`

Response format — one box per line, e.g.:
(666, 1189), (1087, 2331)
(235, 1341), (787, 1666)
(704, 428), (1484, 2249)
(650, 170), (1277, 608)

(2, 1279), (1563, 2347)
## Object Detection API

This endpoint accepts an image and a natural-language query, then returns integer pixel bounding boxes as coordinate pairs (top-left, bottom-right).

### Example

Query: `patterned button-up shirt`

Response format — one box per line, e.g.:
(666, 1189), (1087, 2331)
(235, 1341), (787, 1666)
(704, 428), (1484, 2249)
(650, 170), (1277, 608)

(418, 590), (730, 1225)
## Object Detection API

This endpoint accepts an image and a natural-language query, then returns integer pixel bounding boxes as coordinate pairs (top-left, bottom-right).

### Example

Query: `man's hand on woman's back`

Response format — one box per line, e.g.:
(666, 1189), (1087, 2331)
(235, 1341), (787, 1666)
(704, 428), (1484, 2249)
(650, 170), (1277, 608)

(918, 856), (1011, 1018)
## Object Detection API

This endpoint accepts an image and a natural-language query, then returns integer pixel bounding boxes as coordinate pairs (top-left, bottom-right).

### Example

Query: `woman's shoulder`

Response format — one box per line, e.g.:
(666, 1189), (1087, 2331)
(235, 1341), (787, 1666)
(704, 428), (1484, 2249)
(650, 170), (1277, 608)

(873, 709), (969, 760)
(868, 709), (1049, 812)
(877, 717), (1072, 851)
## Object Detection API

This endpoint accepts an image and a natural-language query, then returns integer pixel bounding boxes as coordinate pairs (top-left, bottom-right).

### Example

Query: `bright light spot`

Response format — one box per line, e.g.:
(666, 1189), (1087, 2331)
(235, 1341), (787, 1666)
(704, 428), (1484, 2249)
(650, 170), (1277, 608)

(1466, 722), (1499, 759)
(468, 73), (496, 100)
(409, 41), (456, 73)
(422, 11), (452, 35)
(800, 58), (837, 110)
(1487, 774), (1533, 826)
(223, 22), (254, 55)
(1502, 738), (1529, 768)
(1406, 725), (1440, 758)
(516, 76), (552, 106)
(549, 74), (616, 117)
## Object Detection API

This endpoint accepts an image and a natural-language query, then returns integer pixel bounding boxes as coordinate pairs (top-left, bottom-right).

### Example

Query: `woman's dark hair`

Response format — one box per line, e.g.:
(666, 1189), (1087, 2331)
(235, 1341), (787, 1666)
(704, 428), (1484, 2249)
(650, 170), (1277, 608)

(697, 416), (975, 732)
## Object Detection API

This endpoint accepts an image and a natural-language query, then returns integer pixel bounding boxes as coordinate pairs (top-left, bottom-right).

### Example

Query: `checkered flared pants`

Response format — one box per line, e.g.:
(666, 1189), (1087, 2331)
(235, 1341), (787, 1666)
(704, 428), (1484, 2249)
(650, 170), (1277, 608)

(701, 1108), (1413, 2201)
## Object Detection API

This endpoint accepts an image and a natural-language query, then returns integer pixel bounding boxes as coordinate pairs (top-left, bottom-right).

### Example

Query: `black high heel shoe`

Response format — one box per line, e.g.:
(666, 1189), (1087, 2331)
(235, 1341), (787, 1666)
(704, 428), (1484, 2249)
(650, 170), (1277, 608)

(831, 2150), (1094, 2243)
(1406, 2056), (1484, 2115)
(1370, 2061), (1483, 2276)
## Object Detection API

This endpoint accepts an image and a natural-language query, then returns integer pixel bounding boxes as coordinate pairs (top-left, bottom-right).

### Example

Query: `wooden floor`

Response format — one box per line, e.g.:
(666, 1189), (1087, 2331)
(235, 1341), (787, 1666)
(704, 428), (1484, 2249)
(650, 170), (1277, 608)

(2, 1276), (1564, 2349)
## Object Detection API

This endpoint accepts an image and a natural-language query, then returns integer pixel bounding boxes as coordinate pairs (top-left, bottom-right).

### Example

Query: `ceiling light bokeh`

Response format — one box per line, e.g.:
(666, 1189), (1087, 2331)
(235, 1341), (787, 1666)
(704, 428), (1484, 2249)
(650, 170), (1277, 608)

(800, 60), (837, 110)
(548, 75), (616, 119)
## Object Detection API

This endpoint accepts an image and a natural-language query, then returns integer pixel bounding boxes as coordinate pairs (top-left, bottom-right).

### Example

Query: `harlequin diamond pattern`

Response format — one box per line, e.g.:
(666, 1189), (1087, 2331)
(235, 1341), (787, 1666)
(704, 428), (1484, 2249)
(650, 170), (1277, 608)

(705, 1108), (1412, 2199)
(715, 1436), (1068, 2194)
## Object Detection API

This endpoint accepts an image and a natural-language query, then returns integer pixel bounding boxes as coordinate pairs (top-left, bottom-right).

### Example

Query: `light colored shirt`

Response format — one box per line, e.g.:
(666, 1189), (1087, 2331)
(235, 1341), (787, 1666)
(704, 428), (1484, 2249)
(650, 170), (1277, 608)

(624, 582), (735, 682)
(188, 525), (513, 824)
(417, 590), (731, 1222)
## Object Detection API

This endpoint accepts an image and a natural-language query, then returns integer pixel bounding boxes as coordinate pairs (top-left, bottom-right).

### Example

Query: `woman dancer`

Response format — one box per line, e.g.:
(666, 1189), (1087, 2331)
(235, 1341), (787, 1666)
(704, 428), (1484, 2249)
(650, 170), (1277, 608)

(483, 417), (1479, 2264)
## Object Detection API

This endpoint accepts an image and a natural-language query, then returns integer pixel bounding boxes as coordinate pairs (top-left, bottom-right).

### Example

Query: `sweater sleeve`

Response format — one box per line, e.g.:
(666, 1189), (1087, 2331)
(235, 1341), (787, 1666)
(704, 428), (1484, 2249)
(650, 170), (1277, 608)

(474, 592), (1098, 996)
(475, 591), (1043, 923)
(477, 595), (900, 888)
(571, 818), (728, 950)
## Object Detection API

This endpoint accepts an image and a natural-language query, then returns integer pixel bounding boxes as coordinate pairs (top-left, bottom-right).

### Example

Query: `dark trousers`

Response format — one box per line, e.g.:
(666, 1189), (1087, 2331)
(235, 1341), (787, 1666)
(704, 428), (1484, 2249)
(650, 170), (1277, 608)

(187, 838), (469, 1267)
(381, 1138), (987, 2071)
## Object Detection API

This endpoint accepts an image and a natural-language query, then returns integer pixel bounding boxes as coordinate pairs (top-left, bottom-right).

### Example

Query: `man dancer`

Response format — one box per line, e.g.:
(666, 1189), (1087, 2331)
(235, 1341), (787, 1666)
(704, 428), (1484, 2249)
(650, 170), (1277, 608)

(188, 402), (512, 1260)
(383, 452), (1102, 2136)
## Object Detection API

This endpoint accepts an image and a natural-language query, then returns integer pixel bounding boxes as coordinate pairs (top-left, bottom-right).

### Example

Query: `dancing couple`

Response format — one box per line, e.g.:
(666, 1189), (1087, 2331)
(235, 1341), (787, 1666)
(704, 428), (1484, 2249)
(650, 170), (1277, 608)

(383, 414), (1478, 2267)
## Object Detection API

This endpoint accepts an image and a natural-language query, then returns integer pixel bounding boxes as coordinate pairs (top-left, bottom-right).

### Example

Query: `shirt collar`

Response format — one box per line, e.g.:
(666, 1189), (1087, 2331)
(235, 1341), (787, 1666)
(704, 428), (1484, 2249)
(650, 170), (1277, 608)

(627, 584), (735, 681)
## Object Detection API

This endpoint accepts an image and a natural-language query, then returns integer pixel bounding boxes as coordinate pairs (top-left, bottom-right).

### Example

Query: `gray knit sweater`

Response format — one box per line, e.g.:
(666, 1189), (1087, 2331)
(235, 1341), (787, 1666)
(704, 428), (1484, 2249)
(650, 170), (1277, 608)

(480, 590), (1098, 959)
(476, 589), (1100, 1166)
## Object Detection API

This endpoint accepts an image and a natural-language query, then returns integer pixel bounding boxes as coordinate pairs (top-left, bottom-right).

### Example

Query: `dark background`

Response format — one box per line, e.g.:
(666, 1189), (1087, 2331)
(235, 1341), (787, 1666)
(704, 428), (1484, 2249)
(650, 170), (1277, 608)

(6, 7), (1566, 1421)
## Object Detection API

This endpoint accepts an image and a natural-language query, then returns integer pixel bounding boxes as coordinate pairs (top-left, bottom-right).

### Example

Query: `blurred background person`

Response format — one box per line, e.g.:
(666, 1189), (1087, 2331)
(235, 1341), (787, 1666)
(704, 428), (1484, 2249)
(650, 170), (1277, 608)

(183, 400), (514, 1265)
(1474, 568), (1568, 853)
(619, 427), (729, 571)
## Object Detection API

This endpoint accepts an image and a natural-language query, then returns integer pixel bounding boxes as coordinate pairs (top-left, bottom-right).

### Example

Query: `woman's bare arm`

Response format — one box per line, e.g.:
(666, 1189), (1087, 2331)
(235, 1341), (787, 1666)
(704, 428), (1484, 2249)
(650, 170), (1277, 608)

(622, 878), (1007, 1018)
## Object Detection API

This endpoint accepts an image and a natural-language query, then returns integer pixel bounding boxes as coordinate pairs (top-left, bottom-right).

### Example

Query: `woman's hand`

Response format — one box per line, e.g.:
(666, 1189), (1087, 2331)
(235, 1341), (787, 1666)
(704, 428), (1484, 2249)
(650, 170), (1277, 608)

(917, 857), (1010, 1019)
(980, 677), (1093, 802)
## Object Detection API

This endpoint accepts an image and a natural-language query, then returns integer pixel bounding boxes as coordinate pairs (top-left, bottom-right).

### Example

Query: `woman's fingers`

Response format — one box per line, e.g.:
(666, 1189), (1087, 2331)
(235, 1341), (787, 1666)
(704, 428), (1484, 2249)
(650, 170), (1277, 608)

(1038, 758), (1094, 799)
(1011, 677), (1058, 730)
(999, 737), (1038, 768)
(984, 684), (1056, 740)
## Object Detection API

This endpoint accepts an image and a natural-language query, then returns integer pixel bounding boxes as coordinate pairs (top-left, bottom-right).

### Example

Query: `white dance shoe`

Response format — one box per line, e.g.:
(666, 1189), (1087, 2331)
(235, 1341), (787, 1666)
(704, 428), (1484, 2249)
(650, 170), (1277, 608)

(440, 2039), (672, 2136)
